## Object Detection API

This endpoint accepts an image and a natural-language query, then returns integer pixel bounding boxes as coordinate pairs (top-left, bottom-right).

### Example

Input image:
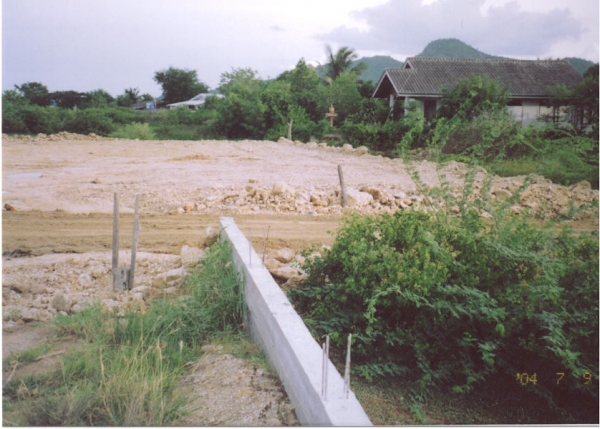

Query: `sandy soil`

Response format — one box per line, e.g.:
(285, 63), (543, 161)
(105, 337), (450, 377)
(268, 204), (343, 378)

(2, 134), (598, 425)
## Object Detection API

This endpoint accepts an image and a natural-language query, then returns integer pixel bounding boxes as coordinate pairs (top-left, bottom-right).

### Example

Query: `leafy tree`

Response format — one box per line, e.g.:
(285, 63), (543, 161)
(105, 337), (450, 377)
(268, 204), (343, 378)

(356, 79), (376, 98)
(543, 83), (572, 124)
(324, 45), (368, 82)
(48, 90), (85, 109)
(277, 59), (323, 121)
(215, 68), (267, 139)
(153, 67), (209, 104)
(261, 80), (293, 133)
(80, 89), (116, 109)
(320, 72), (363, 123)
(15, 82), (50, 106)
(437, 75), (510, 121)
(117, 87), (141, 107)
(570, 64), (599, 135)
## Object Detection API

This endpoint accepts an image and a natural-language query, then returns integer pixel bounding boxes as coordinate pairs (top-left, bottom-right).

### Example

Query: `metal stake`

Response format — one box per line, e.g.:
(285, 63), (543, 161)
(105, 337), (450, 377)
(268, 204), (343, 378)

(248, 228), (253, 266)
(322, 335), (330, 400)
(344, 334), (352, 398)
(262, 226), (270, 265)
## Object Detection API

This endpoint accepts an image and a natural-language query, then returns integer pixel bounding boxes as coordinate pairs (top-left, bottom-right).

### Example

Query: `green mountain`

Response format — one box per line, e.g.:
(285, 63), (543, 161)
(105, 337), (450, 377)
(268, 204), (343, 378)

(350, 55), (404, 83)
(562, 57), (595, 75)
(416, 38), (502, 59)
(314, 55), (403, 82)
(314, 39), (595, 83)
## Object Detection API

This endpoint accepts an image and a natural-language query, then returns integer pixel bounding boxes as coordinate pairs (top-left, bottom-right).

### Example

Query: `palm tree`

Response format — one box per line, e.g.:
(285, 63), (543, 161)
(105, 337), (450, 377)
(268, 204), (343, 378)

(324, 45), (367, 82)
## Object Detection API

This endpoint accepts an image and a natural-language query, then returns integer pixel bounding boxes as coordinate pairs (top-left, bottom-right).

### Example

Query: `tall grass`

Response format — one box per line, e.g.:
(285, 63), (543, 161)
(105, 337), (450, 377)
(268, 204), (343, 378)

(3, 238), (246, 426)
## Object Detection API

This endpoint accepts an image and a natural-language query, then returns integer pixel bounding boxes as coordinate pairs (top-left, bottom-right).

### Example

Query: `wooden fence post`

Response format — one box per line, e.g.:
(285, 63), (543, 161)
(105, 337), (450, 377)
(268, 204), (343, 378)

(338, 165), (348, 208)
(128, 194), (140, 290)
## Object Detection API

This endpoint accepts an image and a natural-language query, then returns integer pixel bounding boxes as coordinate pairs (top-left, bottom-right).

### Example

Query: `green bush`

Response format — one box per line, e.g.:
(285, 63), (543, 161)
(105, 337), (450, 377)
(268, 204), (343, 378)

(441, 114), (522, 160)
(110, 122), (156, 140)
(290, 207), (598, 411)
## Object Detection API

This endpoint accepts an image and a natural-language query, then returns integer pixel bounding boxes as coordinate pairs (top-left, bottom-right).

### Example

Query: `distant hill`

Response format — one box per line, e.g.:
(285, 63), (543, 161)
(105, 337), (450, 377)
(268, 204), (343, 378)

(314, 55), (403, 82)
(562, 57), (595, 75)
(314, 38), (595, 83)
(416, 38), (502, 59)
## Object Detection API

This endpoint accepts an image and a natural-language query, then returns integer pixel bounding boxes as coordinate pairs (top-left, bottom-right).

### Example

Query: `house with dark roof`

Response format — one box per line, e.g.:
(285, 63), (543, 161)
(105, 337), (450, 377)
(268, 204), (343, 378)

(372, 57), (583, 124)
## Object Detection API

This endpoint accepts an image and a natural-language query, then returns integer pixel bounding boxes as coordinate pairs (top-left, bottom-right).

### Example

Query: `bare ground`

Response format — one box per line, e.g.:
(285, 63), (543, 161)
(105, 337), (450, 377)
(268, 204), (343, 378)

(2, 134), (598, 425)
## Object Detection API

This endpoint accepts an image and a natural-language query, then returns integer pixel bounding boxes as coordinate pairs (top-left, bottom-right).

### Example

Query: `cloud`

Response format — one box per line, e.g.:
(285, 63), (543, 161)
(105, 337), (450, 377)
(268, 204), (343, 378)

(318, 0), (584, 58)
(270, 25), (285, 32)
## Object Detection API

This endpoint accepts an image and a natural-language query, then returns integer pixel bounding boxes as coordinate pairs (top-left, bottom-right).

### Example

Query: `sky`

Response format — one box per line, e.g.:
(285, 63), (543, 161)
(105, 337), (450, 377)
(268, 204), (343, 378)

(2, 0), (598, 98)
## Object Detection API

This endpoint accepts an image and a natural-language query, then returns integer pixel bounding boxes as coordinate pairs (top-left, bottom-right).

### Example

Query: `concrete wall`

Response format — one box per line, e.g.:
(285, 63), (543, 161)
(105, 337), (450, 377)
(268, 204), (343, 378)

(219, 217), (372, 426)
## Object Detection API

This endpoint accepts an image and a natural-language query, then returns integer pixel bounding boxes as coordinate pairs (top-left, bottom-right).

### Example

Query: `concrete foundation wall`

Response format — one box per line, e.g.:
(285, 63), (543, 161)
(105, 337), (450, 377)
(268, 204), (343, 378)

(219, 217), (372, 426)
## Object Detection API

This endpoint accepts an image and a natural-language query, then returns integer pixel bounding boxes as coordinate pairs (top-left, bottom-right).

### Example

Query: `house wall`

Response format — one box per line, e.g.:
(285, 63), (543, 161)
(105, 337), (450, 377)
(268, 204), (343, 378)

(395, 93), (557, 125)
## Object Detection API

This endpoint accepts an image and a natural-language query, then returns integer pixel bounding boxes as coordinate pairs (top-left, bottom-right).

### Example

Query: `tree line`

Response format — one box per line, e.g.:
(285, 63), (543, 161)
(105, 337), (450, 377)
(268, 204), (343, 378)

(2, 47), (598, 187)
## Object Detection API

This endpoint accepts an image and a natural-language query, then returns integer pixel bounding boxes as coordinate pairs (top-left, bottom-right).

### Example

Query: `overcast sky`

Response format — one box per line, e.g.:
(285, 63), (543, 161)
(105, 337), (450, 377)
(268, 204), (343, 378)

(2, 0), (598, 98)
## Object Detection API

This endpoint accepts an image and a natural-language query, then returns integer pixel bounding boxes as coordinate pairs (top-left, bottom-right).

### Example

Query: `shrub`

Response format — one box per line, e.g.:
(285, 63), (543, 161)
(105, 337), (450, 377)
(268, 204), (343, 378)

(290, 204), (598, 412)
(110, 122), (156, 140)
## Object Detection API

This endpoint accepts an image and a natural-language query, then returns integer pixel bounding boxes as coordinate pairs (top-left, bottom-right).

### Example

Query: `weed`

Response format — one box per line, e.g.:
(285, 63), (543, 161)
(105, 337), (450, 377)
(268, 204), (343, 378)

(3, 239), (247, 426)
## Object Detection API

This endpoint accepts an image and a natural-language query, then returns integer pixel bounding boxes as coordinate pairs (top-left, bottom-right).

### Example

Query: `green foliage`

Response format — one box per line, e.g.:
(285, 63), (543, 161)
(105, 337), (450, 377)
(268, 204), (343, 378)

(290, 200), (598, 411)
(437, 75), (510, 121)
(15, 82), (50, 106)
(110, 122), (157, 140)
(323, 45), (367, 82)
(154, 67), (209, 105)
(320, 72), (363, 123)
(215, 68), (267, 139)
(277, 59), (323, 121)
(440, 112), (522, 161)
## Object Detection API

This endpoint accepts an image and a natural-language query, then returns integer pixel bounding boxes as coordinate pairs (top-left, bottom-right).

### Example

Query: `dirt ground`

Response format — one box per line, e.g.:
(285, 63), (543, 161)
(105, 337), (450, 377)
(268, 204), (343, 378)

(2, 134), (598, 425)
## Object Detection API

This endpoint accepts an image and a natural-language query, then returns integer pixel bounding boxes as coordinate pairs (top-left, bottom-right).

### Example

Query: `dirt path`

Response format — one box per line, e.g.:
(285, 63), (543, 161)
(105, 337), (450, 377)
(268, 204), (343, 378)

(2, 211), (339, 257)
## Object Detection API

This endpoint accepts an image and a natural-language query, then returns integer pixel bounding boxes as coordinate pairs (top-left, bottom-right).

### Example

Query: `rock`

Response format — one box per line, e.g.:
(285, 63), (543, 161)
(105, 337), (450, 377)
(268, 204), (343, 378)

(305, 142), (318, 149)
(8, 281), (46, 295)
(181, 245), (205, 267)
(91, 178), (101, 184)
(176, 207), (185, 214)
(355, 146), (369, 155)
(345, 189), (373, 207)
(275, 248), (295, 263)
(360, 186), (382, 200)
(570, 181), (595, 202)
(3, 306), (21, 321)
(183, 203), (194, 212)
(281, 276), (305, 289)
(71, 302), (88, 313)
(4, 203), (17, 211)
(51, 294), (72, 312)
(277, 137), (293, 145)
(493, 189), (512, 202)
(271, 181), (295, 196)
(153, 267), (186, 288)
(205, 226), (219, 245)
(130, 286), (151, 300)
(268, 265), (303, 281)
(263, 257), (283, 271)
(20, 307), (53, 322)
(342, 143), (354, 152)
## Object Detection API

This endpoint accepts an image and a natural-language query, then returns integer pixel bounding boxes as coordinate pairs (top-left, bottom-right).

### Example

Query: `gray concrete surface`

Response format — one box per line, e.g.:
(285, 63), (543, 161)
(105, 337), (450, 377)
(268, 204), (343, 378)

(219, 216), (372, 426)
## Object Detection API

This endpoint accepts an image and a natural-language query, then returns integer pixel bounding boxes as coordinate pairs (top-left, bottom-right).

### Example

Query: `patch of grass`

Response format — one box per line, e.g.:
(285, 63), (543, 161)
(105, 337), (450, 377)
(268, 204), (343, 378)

(3, 344), (51, 372)
(3, 238), (248, 426)
(489, 157), (537, 177)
